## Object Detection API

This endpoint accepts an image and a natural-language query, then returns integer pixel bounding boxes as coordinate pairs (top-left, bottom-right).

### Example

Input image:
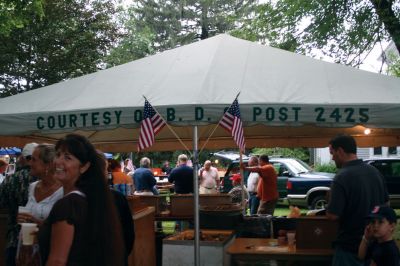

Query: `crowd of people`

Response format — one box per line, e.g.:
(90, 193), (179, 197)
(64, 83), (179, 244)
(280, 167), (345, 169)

(0, 133), (399, 266)
(0, 135), (134, 266)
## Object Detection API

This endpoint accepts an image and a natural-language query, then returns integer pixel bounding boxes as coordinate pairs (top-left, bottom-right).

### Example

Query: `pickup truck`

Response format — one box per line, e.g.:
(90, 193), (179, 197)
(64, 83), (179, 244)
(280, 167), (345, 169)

(286, 158), (400, 209)
(286, 171), (334, 209)
(221, 157), (321, 203)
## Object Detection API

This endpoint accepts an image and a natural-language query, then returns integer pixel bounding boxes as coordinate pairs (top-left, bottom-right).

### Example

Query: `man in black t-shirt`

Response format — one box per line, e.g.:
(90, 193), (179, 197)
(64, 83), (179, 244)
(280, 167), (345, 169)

(326, 134), (389, 266)
(168, 154), (193, 194)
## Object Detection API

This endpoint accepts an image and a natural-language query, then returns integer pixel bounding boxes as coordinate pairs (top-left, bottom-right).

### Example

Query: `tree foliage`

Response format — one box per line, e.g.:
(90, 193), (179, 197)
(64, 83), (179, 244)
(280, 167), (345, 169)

(251, 147), (310, 163)
(234, 0), (400, 67)
(387, 53), (400, 77)
(123, 149), (217, 168)
(109, 0), (257, 58)
(314, 163), (337, 173)
(2, 0), (398, 98)
(0, 0), (44, 36)
(0, 0), (120, 97)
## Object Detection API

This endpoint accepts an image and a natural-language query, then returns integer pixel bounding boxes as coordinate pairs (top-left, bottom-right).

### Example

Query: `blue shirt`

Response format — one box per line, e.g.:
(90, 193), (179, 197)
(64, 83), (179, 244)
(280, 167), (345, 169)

(133, 167), (156, 191)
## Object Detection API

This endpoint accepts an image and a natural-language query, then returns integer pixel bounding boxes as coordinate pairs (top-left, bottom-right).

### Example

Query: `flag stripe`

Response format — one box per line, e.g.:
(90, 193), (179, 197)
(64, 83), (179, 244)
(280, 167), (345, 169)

(219, 99), (245, 151)
(138, 100), (166, 151)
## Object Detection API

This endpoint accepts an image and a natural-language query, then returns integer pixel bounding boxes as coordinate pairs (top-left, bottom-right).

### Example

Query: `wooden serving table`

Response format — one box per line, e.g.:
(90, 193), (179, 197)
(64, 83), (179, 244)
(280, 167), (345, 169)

(227, 238), (333, 266)
(128, 206), (156, 266)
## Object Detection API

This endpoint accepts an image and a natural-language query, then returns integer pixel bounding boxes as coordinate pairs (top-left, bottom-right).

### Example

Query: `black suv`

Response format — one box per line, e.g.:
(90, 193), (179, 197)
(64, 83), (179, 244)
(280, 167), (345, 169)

(365, 158), (400, 208)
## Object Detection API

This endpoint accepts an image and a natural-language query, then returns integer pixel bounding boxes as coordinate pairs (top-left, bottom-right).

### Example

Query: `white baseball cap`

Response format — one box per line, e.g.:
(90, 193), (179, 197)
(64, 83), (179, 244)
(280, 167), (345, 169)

(22, 143), (39, 157)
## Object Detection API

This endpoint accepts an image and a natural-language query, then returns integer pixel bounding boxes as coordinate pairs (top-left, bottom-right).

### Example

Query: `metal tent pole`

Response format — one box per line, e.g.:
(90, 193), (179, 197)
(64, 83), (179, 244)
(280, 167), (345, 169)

(193, 125), (200, 266)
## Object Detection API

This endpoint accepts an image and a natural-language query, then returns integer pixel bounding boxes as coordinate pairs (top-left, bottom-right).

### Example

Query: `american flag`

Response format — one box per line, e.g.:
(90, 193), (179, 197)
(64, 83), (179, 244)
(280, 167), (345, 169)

(138, 100), (166, 151)
(219, 98), (245, 152)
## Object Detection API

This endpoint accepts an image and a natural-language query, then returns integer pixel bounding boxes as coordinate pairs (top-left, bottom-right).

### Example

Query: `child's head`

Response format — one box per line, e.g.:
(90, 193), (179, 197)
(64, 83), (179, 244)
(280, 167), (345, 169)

(367, 205), (397, 241)
(230, 174), (241, 186)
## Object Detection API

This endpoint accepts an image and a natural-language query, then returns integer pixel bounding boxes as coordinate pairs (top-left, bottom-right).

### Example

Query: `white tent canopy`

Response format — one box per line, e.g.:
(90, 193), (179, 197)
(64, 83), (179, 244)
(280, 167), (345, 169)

(1, 34), (400, 151)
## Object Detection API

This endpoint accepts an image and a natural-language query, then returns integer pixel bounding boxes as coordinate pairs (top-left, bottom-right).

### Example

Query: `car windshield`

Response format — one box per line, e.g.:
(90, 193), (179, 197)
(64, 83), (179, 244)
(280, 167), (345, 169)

(285, 159), (312, 174)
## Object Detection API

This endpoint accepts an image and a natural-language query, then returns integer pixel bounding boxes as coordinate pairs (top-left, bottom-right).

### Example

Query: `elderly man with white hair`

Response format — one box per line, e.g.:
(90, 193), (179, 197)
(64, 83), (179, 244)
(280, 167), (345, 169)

(198, 160), (220, 194)
(133, 157), (157, 195)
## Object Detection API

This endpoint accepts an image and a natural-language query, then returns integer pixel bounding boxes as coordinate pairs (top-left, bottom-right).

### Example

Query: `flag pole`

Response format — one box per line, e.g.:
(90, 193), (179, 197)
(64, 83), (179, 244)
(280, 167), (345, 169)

(239, 149), (246, 215)
(193, 125), (200, 266)
(233, 92), (245, 215)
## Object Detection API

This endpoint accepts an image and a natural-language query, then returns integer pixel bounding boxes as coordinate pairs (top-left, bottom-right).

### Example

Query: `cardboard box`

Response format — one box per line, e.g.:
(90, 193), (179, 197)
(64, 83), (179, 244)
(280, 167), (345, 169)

(295, 216), (338, 250)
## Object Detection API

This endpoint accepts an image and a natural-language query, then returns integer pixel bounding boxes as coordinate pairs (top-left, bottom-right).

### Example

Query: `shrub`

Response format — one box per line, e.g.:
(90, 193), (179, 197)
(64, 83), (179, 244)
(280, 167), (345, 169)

(314, 163), (337, 173)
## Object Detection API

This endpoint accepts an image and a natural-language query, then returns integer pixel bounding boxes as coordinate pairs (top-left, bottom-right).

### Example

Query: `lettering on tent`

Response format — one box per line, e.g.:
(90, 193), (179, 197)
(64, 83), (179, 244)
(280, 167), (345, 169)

(36, 111), (122, 130)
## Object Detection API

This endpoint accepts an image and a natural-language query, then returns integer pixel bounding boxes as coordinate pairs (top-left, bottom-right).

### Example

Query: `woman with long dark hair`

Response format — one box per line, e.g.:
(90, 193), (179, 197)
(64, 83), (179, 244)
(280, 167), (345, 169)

(38, 134), (124, 265)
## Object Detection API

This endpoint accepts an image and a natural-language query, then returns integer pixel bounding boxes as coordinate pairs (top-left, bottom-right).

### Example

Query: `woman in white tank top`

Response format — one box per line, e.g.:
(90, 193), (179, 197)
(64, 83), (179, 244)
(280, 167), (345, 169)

(18, 144), (63, 225)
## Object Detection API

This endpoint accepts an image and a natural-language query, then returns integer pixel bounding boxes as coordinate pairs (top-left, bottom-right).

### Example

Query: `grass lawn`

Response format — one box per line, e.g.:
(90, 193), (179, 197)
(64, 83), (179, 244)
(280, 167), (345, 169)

(274, 204), (303, 216)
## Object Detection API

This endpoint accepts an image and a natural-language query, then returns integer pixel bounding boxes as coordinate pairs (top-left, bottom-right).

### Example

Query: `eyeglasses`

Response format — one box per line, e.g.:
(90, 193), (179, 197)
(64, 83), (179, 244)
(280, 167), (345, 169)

(25, 155), (32, 161)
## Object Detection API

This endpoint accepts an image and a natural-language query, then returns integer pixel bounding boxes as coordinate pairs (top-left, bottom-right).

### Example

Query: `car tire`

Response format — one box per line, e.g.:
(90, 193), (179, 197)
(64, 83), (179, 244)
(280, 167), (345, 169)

(310, 195), (327, 210)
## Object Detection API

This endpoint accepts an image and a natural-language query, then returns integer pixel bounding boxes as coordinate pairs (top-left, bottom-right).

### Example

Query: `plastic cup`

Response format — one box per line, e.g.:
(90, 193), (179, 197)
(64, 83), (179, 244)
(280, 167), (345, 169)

(20, 223), (37, 245)
(287, 232), (296, 246)
(18, 206), (30, 215)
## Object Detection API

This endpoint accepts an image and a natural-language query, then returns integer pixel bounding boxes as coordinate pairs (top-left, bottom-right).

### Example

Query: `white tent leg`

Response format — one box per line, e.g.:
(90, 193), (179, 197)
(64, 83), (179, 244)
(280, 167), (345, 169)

(193, 125), (200, 266)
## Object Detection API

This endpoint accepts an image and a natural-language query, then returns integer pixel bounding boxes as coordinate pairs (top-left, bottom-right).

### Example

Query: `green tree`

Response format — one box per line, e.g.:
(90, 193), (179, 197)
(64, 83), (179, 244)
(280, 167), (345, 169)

(251, 147), (310, 163)
(112, 0), (257, 57)
(234, 0), (400, 67)
(387, 52), (400, 77)
(0, 0), (44, 36)
(314, 163), (337, 173)
(0, 0), (120, 97)
(104, 27), (155, 68)
(103, 6), (157, 68)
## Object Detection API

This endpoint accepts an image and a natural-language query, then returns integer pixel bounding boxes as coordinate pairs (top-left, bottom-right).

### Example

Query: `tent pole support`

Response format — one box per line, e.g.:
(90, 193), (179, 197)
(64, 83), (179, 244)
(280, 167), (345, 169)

(193, 125), (200, 266)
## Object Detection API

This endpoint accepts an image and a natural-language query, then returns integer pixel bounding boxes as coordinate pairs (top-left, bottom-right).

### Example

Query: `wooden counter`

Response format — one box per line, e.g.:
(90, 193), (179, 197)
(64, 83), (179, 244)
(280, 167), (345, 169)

(128, 206), (156, 266)
(227, 238), (333, 266)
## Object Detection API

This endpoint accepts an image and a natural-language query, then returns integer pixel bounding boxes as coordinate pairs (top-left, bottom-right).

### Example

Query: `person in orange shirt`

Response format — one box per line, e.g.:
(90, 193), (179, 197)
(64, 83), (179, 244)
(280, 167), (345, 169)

(109, 159), (133, 185)
(242, 155), (278, 215)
